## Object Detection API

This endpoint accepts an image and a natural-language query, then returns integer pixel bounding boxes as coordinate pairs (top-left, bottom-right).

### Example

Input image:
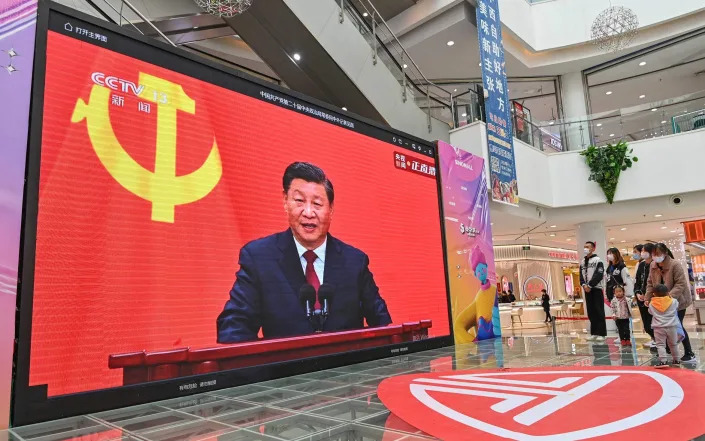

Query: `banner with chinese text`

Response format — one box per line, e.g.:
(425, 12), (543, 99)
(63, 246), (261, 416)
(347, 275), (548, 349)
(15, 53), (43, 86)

(476, 0), (519, 205)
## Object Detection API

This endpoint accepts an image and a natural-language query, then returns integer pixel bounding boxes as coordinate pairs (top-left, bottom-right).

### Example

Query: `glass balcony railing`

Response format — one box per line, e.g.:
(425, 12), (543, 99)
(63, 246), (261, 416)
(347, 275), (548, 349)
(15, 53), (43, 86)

(517, 89), (705, 153)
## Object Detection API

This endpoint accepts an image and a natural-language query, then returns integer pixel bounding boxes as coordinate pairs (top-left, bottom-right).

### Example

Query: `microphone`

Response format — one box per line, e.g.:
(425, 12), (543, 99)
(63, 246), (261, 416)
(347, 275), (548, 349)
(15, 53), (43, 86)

(299, 284), (316, 318)
(318, 283), (335, 320)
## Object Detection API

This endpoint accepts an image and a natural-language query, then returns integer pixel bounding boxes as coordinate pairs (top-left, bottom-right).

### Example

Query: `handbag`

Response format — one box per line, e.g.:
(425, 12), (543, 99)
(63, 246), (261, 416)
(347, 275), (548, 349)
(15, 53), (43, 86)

(676, 319), (686, 343)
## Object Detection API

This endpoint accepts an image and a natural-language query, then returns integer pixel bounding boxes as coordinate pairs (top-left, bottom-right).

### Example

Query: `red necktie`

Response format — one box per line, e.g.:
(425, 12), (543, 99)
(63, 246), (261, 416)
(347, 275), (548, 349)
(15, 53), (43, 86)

(303, 250), (320, 309)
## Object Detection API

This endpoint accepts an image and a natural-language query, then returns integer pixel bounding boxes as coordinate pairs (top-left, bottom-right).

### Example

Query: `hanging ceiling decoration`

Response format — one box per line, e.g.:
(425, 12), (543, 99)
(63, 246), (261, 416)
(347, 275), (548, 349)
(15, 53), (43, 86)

(194, 0), (253, 18)
(590, 5), (639, 52)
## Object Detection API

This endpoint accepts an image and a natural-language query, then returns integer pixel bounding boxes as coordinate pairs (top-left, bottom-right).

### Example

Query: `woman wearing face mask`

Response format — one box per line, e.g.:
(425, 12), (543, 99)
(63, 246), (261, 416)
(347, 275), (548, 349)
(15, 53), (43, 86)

(645, 243), (695, 362)
(634, 243), (656, 349)
(605, 248), (633, 303)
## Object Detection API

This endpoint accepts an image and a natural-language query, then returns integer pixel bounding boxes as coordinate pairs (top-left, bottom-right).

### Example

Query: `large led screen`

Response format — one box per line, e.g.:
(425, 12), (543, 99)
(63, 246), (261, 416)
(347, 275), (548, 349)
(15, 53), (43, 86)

(14, 7), (450, 422)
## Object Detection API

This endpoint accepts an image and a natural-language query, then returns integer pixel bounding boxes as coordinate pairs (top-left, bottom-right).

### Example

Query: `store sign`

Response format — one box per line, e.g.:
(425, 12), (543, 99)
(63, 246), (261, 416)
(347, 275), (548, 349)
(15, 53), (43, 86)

(548, 250), (578, 261)
(476, 0), (518, 206)
(540, 128), (563, 152)
(523, 275), (548, 297)
(683, 219), (705, 243)
(495, 245), (579, 263)
(377, 367), (705, 441)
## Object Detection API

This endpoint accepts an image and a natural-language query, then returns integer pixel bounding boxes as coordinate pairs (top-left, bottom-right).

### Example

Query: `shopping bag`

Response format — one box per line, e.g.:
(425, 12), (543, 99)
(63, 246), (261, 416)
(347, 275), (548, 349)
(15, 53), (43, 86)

(676, 320), (686, 343)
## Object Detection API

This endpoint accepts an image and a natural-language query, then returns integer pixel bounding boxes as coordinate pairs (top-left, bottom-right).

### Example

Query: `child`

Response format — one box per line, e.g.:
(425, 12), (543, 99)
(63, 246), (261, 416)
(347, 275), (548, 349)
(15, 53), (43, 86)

(610, 285), (631, 346)
(648, 284), (680, 368)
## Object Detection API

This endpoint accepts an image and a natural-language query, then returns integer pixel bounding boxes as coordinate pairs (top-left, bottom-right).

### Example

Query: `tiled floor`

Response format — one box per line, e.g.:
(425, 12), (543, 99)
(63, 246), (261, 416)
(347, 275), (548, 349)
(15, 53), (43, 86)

(4, 316), (705, 441)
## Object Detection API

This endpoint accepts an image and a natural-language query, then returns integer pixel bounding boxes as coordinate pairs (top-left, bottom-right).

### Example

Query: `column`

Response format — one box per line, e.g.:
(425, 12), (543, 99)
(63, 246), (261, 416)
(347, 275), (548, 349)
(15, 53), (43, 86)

(575, 222), (616, 332)
(576, 221), (606, 261)
(560, 71), (591, 151)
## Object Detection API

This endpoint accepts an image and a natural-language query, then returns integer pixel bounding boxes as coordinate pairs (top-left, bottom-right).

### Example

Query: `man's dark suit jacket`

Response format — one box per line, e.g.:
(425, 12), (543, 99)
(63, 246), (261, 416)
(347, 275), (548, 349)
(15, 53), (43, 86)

(216, 229), (392, 343)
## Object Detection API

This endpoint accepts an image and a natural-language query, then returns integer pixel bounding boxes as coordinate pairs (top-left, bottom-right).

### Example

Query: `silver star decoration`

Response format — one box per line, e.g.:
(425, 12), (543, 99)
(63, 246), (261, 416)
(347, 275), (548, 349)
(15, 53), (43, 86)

(5, 64), (17, 74)
(3, 48), (18, 58)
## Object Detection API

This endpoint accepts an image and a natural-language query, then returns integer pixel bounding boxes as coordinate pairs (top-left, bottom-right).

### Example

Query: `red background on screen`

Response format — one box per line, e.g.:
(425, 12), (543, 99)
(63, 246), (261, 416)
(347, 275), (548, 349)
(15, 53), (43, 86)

(30, 31), (448, 396)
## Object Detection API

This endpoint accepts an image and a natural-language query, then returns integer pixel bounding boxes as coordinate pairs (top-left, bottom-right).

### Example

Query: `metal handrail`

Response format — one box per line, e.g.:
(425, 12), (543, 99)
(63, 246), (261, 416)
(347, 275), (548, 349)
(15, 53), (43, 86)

(94, 0), (177, 46)
(339, 0), (455, 128)
(117, 0), (177, 46)
(350, 0), (448, 99)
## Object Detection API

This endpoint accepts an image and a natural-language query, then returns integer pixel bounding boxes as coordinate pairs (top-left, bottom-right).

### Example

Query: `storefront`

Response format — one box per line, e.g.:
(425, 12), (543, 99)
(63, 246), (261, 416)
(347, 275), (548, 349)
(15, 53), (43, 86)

(495, 245), (584, 326)
(494, 245), (581, 300)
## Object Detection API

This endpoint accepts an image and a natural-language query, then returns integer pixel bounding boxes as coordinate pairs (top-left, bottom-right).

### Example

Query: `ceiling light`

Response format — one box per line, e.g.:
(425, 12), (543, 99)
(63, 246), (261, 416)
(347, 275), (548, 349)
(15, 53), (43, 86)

(453, 88), (457, 92)
(660, 226), (668, 230)
(621, 240), (626, 243)
(550, 233), (556, 237)
(661, 120), (667, 124)
(362, 12), (368, 17)
(550, 225), (557, 228)
(596, 123), (602, 127)
(549, 121), (554, 125)
(491, 222), (494, 226)
(609, 133), (615, 137)
(403, 64), (407, 69)
(651, 108), (658, 112)
(342, 107), (347, 111)
(447, 40), (455, 46)
(605, 91), (613, 95)
(639, 95), (645, 99)
(478, 63), (482, 67)
(639, 61), (646, 66)
(679, 233), (685, 236)
(610, 237), (615, 240)
(293, 53), (301, 61)
(670, 230), (677, 233)
(654, 214), (662, 217)
(620, 227), (627, 231)
(462, 113), (467, 117)
(566, 238), (572, 241)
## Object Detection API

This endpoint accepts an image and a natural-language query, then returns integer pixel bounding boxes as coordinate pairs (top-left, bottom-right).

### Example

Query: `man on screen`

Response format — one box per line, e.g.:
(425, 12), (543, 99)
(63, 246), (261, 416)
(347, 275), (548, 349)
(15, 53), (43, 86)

(216, 162), (392, 343)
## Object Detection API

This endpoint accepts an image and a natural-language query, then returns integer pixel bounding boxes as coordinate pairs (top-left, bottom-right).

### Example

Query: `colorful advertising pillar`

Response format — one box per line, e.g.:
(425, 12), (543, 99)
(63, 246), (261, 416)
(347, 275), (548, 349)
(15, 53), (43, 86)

(438, 140), (499, 344)
(0, 0), (38, 429)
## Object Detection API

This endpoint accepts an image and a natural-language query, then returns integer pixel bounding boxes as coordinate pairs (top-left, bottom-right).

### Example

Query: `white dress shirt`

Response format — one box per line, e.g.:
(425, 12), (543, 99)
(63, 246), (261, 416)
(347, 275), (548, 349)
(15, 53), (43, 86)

(294, 237), (327, 283)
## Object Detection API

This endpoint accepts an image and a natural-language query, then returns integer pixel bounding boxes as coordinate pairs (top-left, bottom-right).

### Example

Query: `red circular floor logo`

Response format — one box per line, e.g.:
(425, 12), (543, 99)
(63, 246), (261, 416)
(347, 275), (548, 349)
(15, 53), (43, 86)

(377, 367), (705, 440)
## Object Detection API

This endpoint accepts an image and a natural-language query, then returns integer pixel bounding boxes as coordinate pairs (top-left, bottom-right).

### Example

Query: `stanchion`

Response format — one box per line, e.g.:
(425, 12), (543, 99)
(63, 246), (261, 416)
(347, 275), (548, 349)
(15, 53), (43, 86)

(552, 316), (559, 355)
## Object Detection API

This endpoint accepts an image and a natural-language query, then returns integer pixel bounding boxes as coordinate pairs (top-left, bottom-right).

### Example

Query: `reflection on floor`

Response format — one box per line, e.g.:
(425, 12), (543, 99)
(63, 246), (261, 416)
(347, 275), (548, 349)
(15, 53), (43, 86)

(4, 317), (705, 441)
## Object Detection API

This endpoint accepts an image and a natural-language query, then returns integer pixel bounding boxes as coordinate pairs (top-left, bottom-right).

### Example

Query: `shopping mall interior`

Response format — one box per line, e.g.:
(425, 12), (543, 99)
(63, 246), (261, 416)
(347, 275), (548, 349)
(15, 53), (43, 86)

(2, 0), (705, 439)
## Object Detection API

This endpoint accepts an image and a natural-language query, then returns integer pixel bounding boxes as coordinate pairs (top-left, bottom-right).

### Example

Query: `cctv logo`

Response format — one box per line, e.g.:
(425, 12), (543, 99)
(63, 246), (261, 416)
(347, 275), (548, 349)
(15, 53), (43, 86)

(378, 367), (705, 441)
(91, 72), (144, 96)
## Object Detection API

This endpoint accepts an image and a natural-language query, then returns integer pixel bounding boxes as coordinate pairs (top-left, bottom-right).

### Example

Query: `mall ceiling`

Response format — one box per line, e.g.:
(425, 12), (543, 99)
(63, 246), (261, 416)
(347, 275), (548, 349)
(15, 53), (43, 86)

(489, 191), (705, 252)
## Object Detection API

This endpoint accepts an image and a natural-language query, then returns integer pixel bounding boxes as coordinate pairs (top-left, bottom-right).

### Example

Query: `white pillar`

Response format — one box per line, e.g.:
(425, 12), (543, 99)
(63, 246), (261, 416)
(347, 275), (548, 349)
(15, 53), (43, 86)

(576, 221), (606, 262)
(560, 72), (591, 151)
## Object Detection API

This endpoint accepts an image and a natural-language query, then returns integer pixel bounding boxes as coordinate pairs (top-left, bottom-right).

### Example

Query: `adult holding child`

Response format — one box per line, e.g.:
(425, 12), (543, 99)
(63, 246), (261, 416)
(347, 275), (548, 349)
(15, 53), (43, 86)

(645, 243), (696, 363)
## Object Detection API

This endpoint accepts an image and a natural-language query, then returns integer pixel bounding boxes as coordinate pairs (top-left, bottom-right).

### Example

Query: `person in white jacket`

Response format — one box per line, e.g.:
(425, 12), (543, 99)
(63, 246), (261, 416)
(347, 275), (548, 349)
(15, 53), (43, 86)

(580, 241), (607, 340)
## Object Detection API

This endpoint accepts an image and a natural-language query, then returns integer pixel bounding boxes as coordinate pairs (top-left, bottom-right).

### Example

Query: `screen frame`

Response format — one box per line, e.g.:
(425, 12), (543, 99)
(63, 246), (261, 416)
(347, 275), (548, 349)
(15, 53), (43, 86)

(12, 1), (454, 425)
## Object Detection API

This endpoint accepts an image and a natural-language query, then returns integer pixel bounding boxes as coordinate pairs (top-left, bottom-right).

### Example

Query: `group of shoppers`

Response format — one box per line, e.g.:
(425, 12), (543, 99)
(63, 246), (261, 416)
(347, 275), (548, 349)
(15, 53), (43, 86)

(499, 290), (516, 303)
(579, 240), (696, 363)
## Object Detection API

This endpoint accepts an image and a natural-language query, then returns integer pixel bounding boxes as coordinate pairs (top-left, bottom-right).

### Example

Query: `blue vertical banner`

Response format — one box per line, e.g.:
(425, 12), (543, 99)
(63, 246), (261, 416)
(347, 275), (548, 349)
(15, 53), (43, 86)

(476, 0), (519, 205)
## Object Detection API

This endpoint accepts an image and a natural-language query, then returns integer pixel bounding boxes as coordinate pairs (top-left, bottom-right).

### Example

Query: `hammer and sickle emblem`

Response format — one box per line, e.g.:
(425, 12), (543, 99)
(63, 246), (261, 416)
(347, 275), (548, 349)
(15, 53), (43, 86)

(71, 73), (222, 223)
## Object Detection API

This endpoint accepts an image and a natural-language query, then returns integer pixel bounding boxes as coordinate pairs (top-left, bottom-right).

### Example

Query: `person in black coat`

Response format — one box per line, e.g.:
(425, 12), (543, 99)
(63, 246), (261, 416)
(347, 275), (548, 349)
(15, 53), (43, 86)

(541, 289), (551, 323)
(634, 243), (655, 348)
